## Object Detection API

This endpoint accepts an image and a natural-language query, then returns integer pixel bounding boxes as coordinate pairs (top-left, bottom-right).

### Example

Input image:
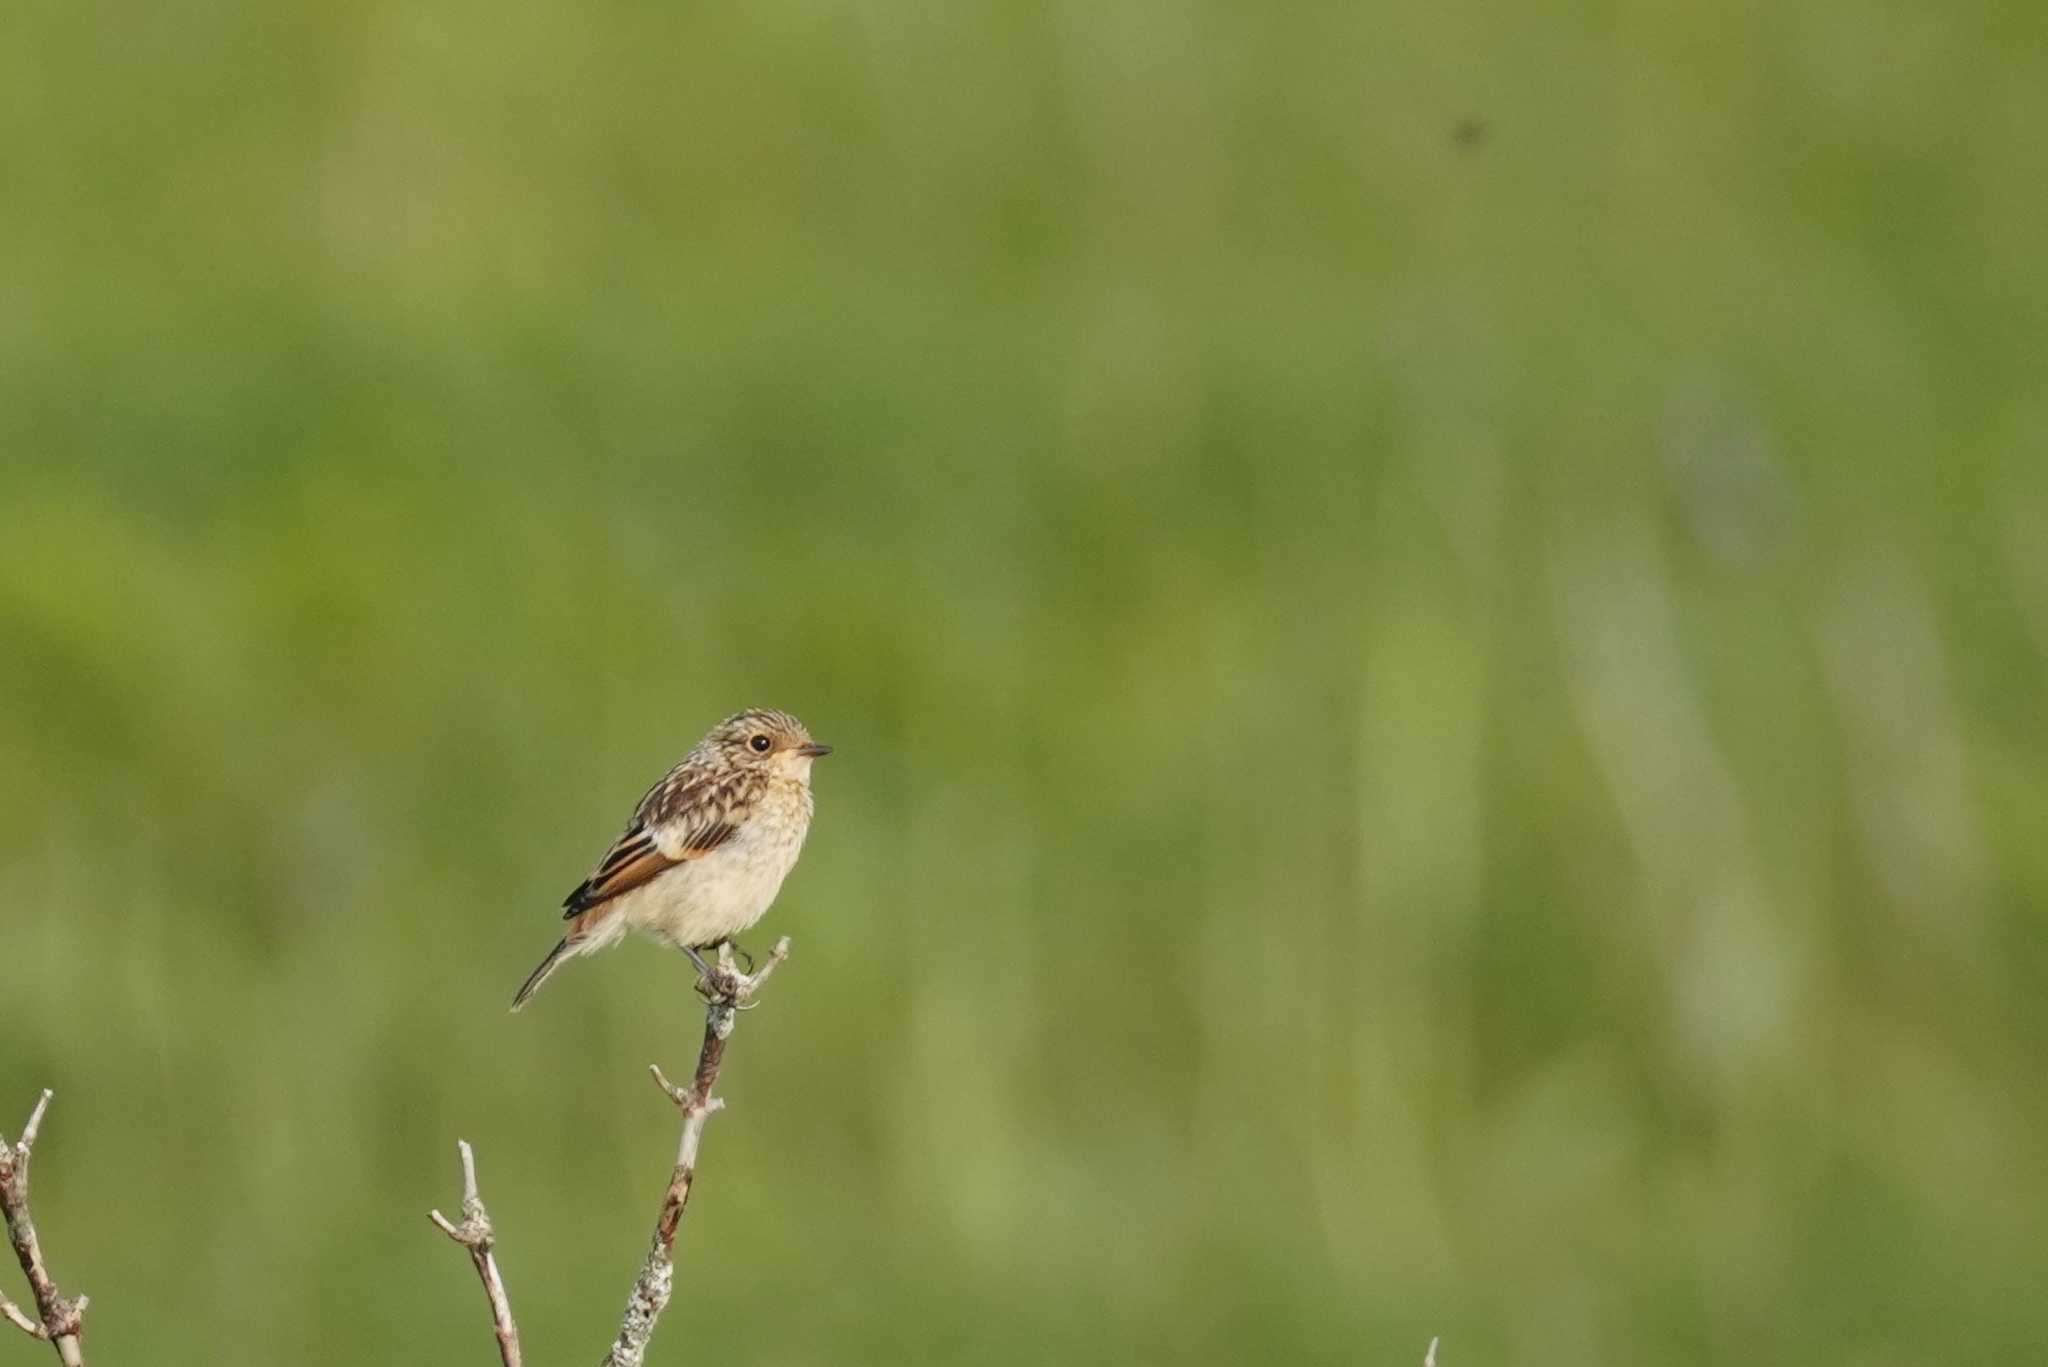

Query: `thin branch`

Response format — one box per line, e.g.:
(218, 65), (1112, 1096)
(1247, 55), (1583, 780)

(0, 1288), (44, 1341)
(602, 936), (791, 1367)
(0, 1091), (87, 1367)
(429, 1140), (522, 1367)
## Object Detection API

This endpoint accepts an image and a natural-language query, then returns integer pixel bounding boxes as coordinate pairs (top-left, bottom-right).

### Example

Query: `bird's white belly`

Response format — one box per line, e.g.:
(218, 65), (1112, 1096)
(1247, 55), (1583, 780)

(608, 818), (807, 951)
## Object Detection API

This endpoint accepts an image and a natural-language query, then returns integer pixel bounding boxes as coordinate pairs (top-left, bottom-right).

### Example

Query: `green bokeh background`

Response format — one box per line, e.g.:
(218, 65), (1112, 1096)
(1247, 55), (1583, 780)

(4, 4), (2046, 1364)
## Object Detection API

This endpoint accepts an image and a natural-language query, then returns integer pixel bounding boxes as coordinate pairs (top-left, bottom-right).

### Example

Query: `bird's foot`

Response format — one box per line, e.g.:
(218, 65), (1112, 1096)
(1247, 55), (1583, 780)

(684, 945), (731, 1002)
(683, 937), (792, 1005)
(684, 944), (751, 1004)
(712, 942), (758, 1006)
(711, 936), (793, 1007)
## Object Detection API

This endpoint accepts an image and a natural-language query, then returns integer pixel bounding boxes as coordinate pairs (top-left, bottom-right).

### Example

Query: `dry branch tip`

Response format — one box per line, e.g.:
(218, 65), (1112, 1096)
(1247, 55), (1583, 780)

(647, 1064), (688, 1106)
(0, 1088), (88, 1364)
(0, 1293), (46, 1340)
(428, 1139), (520, 1366)
(15, 1092), (52, 1156)
(428, 1141), (495, 1251)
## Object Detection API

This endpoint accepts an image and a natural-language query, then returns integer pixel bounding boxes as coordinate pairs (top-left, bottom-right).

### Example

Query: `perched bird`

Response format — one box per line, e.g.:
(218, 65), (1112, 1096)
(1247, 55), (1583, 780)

(512, 707), (831, 1010)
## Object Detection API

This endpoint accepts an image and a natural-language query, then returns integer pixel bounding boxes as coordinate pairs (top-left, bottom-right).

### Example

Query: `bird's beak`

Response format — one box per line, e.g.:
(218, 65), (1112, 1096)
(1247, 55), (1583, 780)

(796, 742), (833, 758)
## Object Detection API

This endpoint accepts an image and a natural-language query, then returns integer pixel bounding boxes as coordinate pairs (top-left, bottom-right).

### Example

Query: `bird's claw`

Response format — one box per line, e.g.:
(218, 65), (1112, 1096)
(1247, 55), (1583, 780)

(691, 964), (751, 1004)
(685, 936), (786, 1006)
(684, 945), (729, 1002)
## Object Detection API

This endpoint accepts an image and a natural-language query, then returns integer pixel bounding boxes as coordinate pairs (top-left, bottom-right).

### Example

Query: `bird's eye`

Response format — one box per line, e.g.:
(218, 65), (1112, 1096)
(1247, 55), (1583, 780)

(749, 734), (772, 753)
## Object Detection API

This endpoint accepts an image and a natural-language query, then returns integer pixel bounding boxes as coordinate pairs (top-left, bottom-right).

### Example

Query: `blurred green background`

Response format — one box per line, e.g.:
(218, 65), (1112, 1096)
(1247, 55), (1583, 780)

(4, 2), (2047, 1364)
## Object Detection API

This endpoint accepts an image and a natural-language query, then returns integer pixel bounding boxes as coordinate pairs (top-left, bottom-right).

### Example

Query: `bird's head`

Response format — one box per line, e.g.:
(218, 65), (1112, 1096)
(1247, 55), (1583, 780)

(706, 707), (832, 779)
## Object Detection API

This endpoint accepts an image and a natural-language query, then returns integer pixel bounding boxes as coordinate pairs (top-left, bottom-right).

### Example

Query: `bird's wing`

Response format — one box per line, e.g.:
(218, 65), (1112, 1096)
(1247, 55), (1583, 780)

(559, 769), (752, 918)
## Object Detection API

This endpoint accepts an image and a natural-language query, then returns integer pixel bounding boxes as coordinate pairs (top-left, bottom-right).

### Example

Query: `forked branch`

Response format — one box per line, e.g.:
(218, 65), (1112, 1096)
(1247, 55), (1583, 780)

(429, 1141), (521, 1367)
(0, 1091), (88, 1367)
(430, 937), (793, 1367)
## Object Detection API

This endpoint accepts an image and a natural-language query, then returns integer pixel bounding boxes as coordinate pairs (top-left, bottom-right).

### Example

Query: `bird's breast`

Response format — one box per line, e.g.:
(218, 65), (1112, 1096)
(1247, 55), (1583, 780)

(630, 782), (812, 948)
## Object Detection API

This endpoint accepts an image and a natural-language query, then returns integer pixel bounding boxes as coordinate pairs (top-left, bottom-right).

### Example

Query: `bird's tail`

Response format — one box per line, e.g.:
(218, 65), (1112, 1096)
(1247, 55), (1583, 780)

(511, 936), (578, 1011)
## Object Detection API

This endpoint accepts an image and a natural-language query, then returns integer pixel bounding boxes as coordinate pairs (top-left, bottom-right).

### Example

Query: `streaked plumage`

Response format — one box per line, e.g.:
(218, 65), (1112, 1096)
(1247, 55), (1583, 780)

(512, 707), (829, 1009)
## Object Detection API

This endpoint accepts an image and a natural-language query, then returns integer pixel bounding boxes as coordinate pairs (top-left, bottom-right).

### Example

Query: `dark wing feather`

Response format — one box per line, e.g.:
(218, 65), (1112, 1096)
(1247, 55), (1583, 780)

(562, 826), (669, 916)
(559, 769), (751, 918)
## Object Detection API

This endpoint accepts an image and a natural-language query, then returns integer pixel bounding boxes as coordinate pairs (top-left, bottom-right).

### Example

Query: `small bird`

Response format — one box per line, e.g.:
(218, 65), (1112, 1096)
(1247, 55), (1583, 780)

(512, 707), (831, 1010)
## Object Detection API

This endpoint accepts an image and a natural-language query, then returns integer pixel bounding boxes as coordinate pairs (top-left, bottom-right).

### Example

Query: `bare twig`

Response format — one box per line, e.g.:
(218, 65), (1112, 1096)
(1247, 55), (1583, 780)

(0, 1296), (42, 1342)
(427, 936), (792, 1367)
(602, 936), (791, 1367)
(1424, 1336), (1439, 1367)
(0, 1091), (87, 1366)
(429, 1140), (522, 1367)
